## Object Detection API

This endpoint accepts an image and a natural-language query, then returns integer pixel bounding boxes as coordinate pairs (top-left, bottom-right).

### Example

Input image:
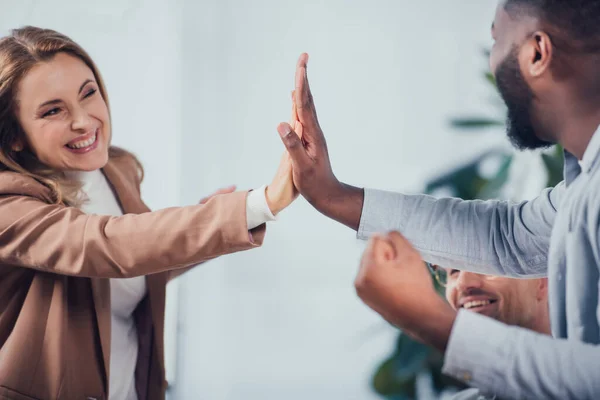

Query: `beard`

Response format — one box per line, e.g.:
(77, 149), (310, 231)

(495, 48), (552, 150)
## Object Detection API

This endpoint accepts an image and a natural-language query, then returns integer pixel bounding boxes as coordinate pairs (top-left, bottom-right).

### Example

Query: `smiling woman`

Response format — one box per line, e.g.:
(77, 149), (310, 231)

(0, 30), (117, 205)
(0, 26), (298, 400)
(15, 53), (112, 197)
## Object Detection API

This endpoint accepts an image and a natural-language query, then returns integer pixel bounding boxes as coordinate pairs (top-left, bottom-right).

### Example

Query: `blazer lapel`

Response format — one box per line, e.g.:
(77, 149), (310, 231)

(90, 277), (111, 393)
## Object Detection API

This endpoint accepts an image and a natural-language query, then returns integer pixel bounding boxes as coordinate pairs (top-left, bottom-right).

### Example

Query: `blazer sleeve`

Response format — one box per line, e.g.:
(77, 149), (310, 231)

(0, 191), (265, 278)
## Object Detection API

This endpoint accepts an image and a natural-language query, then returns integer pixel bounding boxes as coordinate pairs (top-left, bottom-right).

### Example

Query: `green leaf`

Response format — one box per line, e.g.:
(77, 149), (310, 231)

(371, 334), (434, 397)
(426, 153), (487, 199)
(541, 146), (564, 187)
(484, 71), (496, 87)
(392, 334), (431, 378)
(478, 155), (513, 199)
(372, 357), (417, 397)
(388, 395), (414, 400)
(426, 150), (513, 200)
(450, 118), (504, 129)
(430, 362), (470, 394)
(430, 265), (446, 296)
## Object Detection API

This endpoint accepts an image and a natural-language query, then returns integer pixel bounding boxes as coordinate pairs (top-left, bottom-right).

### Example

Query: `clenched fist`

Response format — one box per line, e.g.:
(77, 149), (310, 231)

(356, 231), (457, 351)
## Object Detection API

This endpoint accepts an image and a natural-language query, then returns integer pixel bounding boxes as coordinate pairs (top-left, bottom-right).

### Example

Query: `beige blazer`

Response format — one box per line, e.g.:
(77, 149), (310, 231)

(0, 150), (265, 400)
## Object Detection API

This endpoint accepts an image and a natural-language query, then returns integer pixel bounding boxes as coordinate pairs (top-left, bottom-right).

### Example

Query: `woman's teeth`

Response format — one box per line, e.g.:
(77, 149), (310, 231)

(67, 133), (97, 149)
(463, 300), (492, 310)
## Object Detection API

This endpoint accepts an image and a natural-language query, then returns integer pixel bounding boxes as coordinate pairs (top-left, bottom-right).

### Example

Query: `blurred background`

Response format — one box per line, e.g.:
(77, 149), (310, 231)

(1, 0), (559, 399)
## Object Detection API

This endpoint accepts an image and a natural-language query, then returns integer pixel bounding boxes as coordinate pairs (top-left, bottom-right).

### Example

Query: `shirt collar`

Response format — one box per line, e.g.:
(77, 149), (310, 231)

(579, 124), (600, 173)
(563, 151), (581, 186)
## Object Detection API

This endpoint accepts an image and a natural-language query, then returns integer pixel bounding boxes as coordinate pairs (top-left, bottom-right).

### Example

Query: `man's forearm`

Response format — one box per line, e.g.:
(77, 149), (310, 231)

(313, 183), (364, 231)
(356, 186), (561, 277)
(410, 302), (455, 353)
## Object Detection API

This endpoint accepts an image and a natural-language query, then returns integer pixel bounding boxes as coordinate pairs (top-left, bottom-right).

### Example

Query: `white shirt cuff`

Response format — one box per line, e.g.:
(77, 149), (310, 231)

(246, 185), (277, 230)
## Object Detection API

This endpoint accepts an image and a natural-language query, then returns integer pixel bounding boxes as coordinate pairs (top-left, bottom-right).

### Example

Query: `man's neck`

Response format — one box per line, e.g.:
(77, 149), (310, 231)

(561, 114), (600, 160)
(524, 304), (552, 335)
(551, 97), (600, 159)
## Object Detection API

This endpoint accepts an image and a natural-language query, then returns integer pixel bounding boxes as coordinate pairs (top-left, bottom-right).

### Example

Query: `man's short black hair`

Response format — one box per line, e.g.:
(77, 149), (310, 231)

(504, 0), (600, 52)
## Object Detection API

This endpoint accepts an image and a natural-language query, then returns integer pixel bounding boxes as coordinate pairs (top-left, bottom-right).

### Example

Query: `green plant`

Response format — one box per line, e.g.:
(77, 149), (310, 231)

(371, 277), (468, 399)
(370, 52), (564, 399)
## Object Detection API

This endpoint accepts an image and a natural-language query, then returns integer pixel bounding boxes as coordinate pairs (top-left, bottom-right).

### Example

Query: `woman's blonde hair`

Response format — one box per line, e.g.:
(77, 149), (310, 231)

(0, 26), (142, 206)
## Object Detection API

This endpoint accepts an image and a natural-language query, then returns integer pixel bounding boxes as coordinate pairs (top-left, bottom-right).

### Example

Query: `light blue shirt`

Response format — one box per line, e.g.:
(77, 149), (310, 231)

(357, 126), (600, 399)
(450, 388), (495, 400)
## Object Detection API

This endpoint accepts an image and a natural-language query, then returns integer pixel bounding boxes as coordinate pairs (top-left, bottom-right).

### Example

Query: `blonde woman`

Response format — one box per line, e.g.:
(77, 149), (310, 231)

(0, 26), (297, 400)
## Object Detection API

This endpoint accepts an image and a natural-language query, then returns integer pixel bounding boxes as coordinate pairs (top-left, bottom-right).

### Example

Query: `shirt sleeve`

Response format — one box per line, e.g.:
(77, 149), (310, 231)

(357, 182), (565, 277)
(442, 310), (600, 400)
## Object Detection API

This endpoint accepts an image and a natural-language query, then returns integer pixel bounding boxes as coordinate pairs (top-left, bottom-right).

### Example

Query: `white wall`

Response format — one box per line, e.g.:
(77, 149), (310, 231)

(175, 1), (500, 399)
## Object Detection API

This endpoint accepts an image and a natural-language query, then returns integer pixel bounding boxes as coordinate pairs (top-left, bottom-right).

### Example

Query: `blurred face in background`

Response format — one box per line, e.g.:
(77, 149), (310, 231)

(434, 265), (548, 329)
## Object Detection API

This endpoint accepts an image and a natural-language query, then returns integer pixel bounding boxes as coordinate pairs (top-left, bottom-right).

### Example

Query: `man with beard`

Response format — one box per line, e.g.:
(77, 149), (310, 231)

(275, 0), (600, 398)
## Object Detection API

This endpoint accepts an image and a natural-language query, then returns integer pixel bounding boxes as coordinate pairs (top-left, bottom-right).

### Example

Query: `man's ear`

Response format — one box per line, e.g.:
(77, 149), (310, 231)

(536, 278), (549, 301)
(520, 31), (553, 79)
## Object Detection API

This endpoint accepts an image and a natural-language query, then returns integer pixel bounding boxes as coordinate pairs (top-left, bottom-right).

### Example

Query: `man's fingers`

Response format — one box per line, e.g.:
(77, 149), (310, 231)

(356, 235), (394, 294)
(361, 235), (379, 262)
(360, 235), (394, 267)
(386, 231), (420, 263)
(357, 236), (378, 281)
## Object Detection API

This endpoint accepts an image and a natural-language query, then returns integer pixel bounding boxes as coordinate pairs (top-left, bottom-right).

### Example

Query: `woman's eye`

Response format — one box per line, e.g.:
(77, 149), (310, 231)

(42, 108), (61, 118)
(83, 88), (97, 99)
(449, 269), (459, 276)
